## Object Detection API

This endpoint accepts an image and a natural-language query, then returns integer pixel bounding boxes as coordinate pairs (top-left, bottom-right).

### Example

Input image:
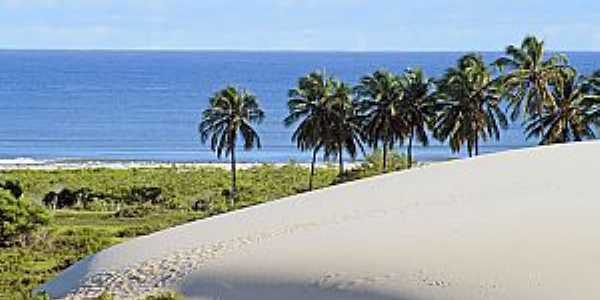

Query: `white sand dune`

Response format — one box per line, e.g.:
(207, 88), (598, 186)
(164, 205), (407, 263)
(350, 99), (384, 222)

(42, 141), (600, 300)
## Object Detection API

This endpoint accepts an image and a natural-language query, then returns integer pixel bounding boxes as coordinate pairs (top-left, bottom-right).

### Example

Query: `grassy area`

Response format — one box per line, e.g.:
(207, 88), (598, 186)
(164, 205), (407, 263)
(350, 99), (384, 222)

(0, 210), (202, 299)
(0, 154), (408, 299)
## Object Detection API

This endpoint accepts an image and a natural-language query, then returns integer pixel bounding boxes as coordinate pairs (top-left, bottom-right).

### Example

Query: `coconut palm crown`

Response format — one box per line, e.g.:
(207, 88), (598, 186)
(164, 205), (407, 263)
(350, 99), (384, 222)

(398, 68), (437, 168)
(494, 36), (571, 121)
(324, 79), (365, 175)
(199, 86), (265, 204)
(525, 70), (600, 144)
(355, 70), (404, 171)
(284, 71), (335, 190)
(434, 53), (508, 157)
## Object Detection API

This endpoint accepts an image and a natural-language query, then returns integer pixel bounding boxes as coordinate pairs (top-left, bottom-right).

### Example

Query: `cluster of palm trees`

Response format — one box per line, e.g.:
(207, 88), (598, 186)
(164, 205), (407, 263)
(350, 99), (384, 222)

(199, 36), (600, 202)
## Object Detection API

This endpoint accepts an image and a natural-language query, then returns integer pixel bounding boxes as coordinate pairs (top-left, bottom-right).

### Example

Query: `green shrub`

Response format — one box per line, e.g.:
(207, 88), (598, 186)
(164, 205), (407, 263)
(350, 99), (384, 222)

(0, 179), (23, 199)
(83, 199), (112, 211)
(114, 204), (156, 218)
(53, 232), (113, 255)
(97, 291), (114, 300)
(117, 224), (158, 238)
(143, 291), (184, 300)
(336, 150), (410, 183)
(164, 197), (188, 210)
(42, 188), (111, 210)
(205, 199), (230, 216)
(9, 288), (50, 300)
(30, 291), (50, 300)
(0, 165), (343, 298)
(126, 186), (163, 205)
(0, 191), (51, 247)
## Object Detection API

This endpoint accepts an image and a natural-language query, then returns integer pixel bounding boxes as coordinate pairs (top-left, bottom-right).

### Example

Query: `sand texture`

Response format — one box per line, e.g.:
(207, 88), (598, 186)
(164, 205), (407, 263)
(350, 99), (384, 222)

(41, 141), (600, 299)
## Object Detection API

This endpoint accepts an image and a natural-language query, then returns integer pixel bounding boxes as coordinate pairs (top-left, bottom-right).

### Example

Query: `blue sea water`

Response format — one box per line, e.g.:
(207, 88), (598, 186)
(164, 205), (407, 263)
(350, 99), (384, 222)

(1, 50), (599, 163)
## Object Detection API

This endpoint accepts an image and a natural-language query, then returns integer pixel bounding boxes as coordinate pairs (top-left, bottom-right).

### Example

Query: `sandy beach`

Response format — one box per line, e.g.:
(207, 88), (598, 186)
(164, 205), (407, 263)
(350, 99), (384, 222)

(40, 141), (600, 299)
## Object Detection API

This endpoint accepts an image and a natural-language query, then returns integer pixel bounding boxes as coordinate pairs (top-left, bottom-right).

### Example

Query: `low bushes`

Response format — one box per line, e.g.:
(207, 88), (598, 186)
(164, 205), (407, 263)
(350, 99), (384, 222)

(97, 291), (114, 300)
(336, 150), (409, 183)
(0, 160), (411, 298)
(126, 187), (163, 205)
(41, 186), (164, 211)
(0, 210), (201, 298)
(143, 291), (184, 300)
(114, 204), (156, 218)
(0, 191), (51, 247)
(42, 188), (112, 210)
(0, 180), (23, 199)
(2, 165), (338, 213)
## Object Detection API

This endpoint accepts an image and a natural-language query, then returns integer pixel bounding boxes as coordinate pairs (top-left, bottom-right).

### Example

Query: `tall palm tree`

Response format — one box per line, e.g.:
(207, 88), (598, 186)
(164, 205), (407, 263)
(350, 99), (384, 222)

(494, 36), (571, 121)
(284, 71), (334, 190)
(398, 68), (436, 168)
(355, 70), (404, 171)
(525, 70), (600, 144)
(434, 54), (508, 157)
(199, 86), (265, 205)
(325, 79), (365, 175)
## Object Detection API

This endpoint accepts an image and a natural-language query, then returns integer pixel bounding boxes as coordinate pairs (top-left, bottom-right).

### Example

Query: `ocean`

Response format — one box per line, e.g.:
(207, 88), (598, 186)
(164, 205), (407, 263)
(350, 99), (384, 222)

(1, 50), (599, 164)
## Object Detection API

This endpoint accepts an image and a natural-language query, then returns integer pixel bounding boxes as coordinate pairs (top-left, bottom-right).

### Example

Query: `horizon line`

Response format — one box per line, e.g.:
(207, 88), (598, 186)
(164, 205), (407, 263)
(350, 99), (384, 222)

(2, 48), (600, 53)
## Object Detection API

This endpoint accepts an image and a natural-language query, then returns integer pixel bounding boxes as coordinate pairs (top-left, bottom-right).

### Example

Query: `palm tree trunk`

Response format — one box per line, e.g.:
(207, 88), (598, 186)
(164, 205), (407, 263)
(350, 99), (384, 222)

(407, 127), (414, 169)
(475, 134), (479, 156)
(309, 148), (317, 191)
(382, 140), (388, 172)
(338, 147), (344, 176)
(230, 142), (237, 207)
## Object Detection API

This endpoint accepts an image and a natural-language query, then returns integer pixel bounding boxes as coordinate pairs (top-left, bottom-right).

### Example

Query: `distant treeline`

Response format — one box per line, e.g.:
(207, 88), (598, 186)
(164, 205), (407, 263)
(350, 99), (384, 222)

(200, 36), (600, 200)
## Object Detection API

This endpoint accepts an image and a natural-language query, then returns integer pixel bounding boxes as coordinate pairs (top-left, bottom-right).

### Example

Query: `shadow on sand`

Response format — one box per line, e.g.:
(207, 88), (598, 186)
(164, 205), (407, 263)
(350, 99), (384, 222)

(177, 273), (421, 300)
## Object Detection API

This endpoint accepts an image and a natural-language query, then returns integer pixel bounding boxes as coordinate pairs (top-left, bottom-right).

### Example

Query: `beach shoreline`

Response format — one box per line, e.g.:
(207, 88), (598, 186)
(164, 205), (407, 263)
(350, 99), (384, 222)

(0, 159), (364, 171)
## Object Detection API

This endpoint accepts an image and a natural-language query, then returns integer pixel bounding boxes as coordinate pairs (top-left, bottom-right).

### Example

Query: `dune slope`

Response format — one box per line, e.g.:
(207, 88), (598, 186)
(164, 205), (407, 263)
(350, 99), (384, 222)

(42, 142), (600, 300)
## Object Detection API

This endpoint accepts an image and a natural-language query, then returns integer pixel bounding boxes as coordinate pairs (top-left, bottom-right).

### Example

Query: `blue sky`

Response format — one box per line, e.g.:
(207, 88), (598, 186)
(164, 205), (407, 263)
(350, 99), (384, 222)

(0, 0), (599, 51)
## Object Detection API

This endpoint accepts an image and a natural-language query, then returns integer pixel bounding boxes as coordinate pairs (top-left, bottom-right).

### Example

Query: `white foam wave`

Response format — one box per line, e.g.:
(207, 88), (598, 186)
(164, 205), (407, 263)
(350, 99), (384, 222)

(0, 157), (48, 165)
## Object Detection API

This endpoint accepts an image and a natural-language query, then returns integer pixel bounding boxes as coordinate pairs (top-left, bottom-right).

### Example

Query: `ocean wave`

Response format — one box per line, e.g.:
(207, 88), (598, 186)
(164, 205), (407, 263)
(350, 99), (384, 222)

(0, 157), (49, 165)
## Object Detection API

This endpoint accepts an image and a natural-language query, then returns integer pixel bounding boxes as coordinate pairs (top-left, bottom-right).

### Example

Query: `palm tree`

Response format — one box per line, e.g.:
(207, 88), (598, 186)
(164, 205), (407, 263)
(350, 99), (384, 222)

(199, 86), (265, 205)
(355, 70), (404, 171)
(284, 71), (334, 190)
(398, 68), (436, 168)
(524, 70), (600, 144)
(494, 36), (571, 121)
(434, 53), (508, 157)
(325, 79), (365, 175)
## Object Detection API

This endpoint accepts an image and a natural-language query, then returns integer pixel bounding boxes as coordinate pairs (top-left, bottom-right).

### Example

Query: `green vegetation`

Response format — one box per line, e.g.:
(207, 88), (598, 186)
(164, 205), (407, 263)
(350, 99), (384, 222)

(434, 53), (508, 157)
(97, 291), (115, 300)
(0, 160), (409, 298)
(396, 68), (436, 168)
(523, 69), (600, 144)
(0, 190), (51, 247)
(0, 180), (23, 199)
(0, 208), (201, 299)
(199, 86), (265, 205)
(284, 71), (365, 180)
(143, 291), (184, 300)
(355, 68), (436, 169)
(493, 36), (600, 144)
(278, 36), (600, 192)
(284, 71), (338, 189)
(355, 69), (403, 171)
(326, 79), (365, 175)
(2, 35), (600, 299)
